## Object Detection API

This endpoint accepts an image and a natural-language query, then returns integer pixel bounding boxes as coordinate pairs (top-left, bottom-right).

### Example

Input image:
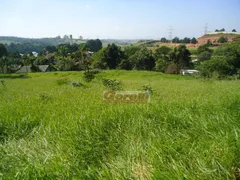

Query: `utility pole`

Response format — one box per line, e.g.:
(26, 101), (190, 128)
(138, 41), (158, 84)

(168, 26), (174, 43)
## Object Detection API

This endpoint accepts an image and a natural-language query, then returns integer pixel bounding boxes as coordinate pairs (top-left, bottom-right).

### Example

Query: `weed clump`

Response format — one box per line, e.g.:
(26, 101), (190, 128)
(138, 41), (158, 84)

(71, 81), (85, 88)
(37, 93), (52, 102)
(56, 78), (69, 86)
(142, 84), (153, 94)
(83, 71), (95, 82)
(0, 80), (6, 88)
(102, 78), (123, 91)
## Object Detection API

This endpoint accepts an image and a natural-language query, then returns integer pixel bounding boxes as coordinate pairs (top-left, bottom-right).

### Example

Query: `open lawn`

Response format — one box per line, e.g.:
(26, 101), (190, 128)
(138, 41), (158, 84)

(0, 71), (240, 179)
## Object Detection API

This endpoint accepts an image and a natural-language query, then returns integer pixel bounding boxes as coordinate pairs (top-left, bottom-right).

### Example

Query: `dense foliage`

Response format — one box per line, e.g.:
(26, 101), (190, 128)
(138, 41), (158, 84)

(0, 36), (71, 53)
(1, 37), (240, 79)
(84, 39), (102, 52)
(197, 44), (240, 78)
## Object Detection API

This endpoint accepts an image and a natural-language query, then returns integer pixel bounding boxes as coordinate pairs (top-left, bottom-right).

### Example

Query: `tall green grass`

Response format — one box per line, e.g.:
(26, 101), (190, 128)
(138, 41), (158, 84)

(0, 71), (240, 179)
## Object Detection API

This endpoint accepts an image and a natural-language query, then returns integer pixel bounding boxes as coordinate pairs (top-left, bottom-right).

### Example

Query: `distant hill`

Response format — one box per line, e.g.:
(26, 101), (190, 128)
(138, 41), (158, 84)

(0, 36), (137, 53)
(0, 36), (74, 53)
(0, 36), (138, 46)
(0, 36), (70, 46)
(131, 33), (240, 52)
(197, 32), (240, 45)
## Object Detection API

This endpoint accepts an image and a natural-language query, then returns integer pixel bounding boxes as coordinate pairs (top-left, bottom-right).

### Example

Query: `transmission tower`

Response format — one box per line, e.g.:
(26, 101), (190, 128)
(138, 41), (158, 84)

(168, 26), (174, 43)
(204, 23), (208, 35)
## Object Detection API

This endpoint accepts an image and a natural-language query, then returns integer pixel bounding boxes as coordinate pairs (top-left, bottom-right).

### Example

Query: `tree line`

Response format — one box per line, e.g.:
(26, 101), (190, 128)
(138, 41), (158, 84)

(0, 35), (78, 54)
(0, 38), (240, 78)
(215, 28), (237, 32)
(0, 39), (192, 74)
(144, 37), (198, 44)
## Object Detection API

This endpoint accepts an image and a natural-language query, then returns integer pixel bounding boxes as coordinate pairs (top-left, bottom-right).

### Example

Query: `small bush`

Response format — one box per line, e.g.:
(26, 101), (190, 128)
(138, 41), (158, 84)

(83, 71), (95, 82)
(102, 78), (123, 91)
(165, 63), (178, 74)
(56, 78), (69, 86)
(0, 80), (6, 88)
(142, 84), (153, 94)
(71, 81), (85, 88)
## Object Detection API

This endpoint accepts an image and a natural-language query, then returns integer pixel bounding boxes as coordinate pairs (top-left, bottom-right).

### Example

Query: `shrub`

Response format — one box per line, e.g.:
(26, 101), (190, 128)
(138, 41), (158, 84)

(142, 84), (153, 94)
(102, 78), (123, 91)
(0, 80), (6, 87)
(83, 71), (95, 82)
(155, 59), (167, 72)
(218, 36), (228, 43)
(197, 51), (212, 61)
(56, 78), (69, 86)
(197, 57), (233, 78)
(165, 63), (178, 74)
(71, 81), (85, 88)
(118, 59), (133, 70)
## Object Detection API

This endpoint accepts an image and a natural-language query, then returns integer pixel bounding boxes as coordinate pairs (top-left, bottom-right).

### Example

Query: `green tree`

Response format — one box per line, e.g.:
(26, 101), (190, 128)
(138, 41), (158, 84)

(155, 58), (168, 72)
(214, 43), (240, 73)
(79, 43), (86, 50)
(197, 57), (232, 78)
(118, 46), (142, 70)
(191, 37), (198, 44)
(172, 37), (180, 43)
(35, 53), (56, 65)
(131, 48), (156, 70)
(0, 44), (8, 73)
(8, 52), (21, 65)
(198, 51), (212, 61)
(232, 29), (237, 32)
(160, 37), (168, 43)
(154, 46), (171, 60)
(84, 39), (102, 52)
(197, 44), (213, 61)
(45, 46), (57, 53)
(103, 44), (123, 69)
(118, 59), (133, 70)
(55, 56), (75, 71)
(170, 45), (191, 73)
(197, 43), (213, 54)
(73, 50), (93, 72)
(182, 37), (191, 44)
(197, 44), (240, 77)
(0, 44), (7, 58)
(58, 45), (68, 58)
(0, 56), (8, 73)
(92, 48), (106, 69)
(124, 46), (141, 59)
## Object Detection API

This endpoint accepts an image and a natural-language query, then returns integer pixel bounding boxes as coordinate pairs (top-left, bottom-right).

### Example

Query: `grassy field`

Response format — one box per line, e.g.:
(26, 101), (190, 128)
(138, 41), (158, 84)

(0, 71), (240, 179)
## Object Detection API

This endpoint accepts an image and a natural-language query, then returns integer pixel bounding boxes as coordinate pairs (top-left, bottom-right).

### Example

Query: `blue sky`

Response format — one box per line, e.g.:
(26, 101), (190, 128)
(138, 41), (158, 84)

(0, 0), (239, 39)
